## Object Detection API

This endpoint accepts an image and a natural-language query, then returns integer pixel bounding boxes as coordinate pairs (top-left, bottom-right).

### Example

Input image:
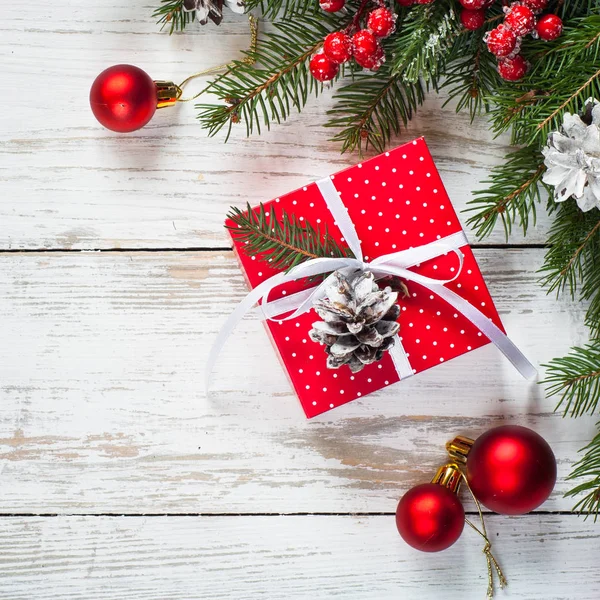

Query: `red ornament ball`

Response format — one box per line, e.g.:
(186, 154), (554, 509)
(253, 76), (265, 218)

(458, 0), (487, 9)
(90, 64), (157, 133)
(309, 52), (339, 81)
(466, 425), (556, 515)
(396, 0), (414, 5)
(486, 24), (518, 57)
(460, 8), (486, 30)
(323, 31), (353, 64)
(352, 30), (379, 61)
(497, 54), (528, 81)
(536, 14), (563, 41)
(367, 8), (396, 38)
(504, 3), (535, 36)
(319, 0), (345, 12)
(396, 483), (465, 552)
(522, 0), (547, 12)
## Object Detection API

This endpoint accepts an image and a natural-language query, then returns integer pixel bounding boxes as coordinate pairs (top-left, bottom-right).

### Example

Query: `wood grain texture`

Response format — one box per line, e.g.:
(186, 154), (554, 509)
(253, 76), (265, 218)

(1, 515), (599, 600)
(0, 2), (551, 250)
(0, 250), (594, 513)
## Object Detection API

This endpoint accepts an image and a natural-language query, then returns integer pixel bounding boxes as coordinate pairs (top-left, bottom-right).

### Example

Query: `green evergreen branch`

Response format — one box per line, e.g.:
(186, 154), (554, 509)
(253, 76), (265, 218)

(565, 424), (600, 521)
(196, 12), (350, 140)
(389, 0), (460, 82)
(226, 203), (353, 271)
(465, 147), (547, 239)
(154, 0), (194, 33)
(325, 63), (426, 154)
(539, 203), (600, 300)
(544, 344), (600, 418)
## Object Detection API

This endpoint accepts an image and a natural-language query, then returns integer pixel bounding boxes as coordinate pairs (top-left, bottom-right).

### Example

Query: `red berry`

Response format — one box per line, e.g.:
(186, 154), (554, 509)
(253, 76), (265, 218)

(309, 52), (339, 81)
(354, 44), (385, 71)
(482, 0), (495, 6)
(352, 30), (379, 61)
(367, 8), (396, 38)
(460, 8), (486, 30)
(319, 0), (345, 12)
(522, 0), (547, 12)
(498, 54), (528, 81)
(504, 3), (535, 36)
(458, 0), (486, 8)
(486, 24), (518, 57)
(396, 0), (414, 5)
(323, 31), (353, 64)
(536, 14), (563, 40)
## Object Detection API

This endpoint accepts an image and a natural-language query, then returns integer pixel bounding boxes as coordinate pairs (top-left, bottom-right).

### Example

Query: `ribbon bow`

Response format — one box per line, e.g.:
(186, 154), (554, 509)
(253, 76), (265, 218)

(206, 176), (537, 389)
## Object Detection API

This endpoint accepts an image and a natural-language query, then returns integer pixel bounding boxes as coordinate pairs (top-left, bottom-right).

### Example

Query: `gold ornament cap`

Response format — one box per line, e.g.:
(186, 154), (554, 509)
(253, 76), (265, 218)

(446, 435), (475, 464)
(154, 81), (182, 109)
(431, 463), (463, 494)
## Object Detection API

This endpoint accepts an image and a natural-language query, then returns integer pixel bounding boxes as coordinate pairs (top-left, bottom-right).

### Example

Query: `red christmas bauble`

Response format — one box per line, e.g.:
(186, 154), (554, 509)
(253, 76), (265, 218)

(396, 483), (465, 552)
(90, 64), (157, 133)
(497, 54), (528, 81)
(309, 52), (340, 81)
(466, 425), (556, 514)
(367, 8), (396, 38)
(319, 0), (345, 12)
(323, 31), (353, 64)
(458, 0), (486, 9)
(536, 14), (563, 41)
(461, 8), (486, 30)
(504, 3), (535, 36)
(486, 24), (518, 57)
(352, 30), (379, 61)
(522, 0), (547, 12)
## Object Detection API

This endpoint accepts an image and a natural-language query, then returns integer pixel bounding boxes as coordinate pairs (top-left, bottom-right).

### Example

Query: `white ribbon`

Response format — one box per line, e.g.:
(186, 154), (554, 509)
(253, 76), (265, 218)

(206, 176), (537, 390)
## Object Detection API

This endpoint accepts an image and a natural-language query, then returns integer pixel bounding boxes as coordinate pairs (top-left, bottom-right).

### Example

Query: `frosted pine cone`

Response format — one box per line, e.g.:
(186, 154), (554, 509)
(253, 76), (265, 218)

(542, 98), (600, 212)
(309, 271), (401, 373)
(183, 0), (244, 25)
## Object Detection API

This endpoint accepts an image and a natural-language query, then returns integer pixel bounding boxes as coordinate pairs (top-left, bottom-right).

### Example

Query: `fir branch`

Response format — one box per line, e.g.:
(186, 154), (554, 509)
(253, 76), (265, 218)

(154, 0), (194, 33)
(539, 202), (600, 302)
(196, 12), (350, 140)
(565, 425), (600, 521)
(389, 0), (460, 82)
(226, 203), (352, 271)
(465, 147), (547, 239)
(544, 344), (600, 418)
(325, 63), (426, 154)
(245, 0), (317, 19)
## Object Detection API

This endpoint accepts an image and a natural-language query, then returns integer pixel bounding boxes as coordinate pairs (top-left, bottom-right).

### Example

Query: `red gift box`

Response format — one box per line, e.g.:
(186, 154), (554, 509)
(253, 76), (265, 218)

(225, 138), (512, 418)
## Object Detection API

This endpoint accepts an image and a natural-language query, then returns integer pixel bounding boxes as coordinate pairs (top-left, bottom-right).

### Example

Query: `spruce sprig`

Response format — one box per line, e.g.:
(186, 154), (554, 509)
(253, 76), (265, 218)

(565, 424), (600, 521)
(226, 203), (353, 271)
(153, 0), (194, 33)
(465, 147), (548, 239)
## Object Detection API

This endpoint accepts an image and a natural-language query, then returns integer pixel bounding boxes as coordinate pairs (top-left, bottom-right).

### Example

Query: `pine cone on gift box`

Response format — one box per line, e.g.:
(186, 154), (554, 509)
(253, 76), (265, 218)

(183, 0), (244, 25)
(309, 271), (401, 373)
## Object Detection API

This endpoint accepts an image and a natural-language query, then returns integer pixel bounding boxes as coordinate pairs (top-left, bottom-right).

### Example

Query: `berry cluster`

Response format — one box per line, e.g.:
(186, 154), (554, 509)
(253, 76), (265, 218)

(478, 0), (563, 81)
(310, 3), (396, 82)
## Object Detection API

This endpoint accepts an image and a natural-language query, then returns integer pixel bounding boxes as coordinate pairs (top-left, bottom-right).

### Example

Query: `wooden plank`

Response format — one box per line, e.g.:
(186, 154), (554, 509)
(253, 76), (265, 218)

(0, 249), (594, 513)
(1, 514), (599, 599)
(0, 3), (550, 250)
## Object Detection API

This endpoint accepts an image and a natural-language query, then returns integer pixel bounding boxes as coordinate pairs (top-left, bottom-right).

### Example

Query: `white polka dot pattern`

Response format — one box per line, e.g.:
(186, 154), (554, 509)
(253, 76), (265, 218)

(225, 137), (505, 419)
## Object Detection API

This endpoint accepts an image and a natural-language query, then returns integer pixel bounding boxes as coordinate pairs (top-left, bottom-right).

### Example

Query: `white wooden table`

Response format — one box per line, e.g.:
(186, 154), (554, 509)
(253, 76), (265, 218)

(2, 4), (600, 599)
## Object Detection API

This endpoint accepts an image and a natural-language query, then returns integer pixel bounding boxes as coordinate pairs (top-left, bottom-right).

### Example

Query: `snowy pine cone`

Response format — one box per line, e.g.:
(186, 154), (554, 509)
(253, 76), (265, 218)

(542, 98), (600, 212)
(309, 271), (400, 373)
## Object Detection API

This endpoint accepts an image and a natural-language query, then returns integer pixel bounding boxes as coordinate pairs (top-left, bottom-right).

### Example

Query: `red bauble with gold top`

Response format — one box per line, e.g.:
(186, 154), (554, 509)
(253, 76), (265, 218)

(90, 64), (158, 133)
(448, 425), (557, 515)
(396, 465), (465, 552)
